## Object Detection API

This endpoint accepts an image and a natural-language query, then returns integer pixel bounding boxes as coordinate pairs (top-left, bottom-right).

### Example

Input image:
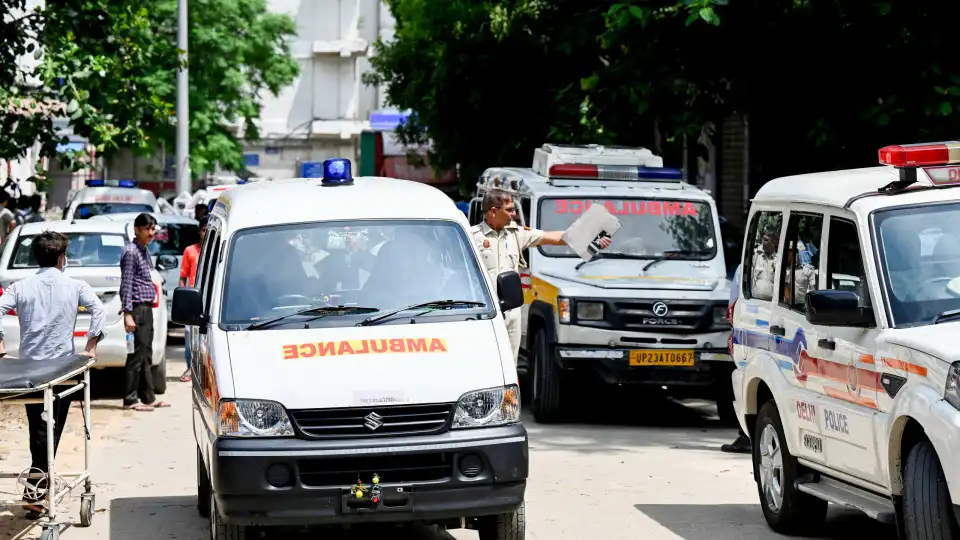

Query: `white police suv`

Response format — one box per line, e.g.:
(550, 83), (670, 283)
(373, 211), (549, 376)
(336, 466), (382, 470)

(732, 141), (960, 538)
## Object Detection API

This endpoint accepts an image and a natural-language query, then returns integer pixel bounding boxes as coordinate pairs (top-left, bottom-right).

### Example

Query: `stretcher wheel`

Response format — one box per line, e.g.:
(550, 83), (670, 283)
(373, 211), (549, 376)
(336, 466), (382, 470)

(80, 494), (95, 527)
(40, 525), (60, 540)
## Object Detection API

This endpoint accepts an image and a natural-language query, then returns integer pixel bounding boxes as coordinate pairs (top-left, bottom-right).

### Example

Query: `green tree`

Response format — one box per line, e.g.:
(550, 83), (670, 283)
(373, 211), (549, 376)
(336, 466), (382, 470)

(146, 0), (300, 175)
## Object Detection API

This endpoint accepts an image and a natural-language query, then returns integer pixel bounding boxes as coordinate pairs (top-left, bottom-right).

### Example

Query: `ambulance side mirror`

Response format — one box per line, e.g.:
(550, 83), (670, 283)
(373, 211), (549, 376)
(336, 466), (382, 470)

(172, 287), (207, 328)
(496, 271), (524, 312)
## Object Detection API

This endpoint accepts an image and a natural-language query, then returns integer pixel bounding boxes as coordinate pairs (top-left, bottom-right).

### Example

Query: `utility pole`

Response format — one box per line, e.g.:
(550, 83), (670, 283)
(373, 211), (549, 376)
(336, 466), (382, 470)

(175, 0), (190, 194)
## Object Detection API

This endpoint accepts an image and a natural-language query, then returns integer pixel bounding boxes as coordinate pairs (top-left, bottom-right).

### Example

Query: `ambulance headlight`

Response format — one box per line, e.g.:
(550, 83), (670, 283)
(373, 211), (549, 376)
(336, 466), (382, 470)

(218, 399), (294, 437)
(577, 301), (604, 321)
(946, 361), (960, 410)
(452, 385), (521, 429)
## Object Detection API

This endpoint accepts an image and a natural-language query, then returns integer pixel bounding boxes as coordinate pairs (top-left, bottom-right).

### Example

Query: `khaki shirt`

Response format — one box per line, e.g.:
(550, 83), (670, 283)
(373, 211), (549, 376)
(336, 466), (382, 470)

(751, 249), (777, 300)
(470, 221), (545, 279)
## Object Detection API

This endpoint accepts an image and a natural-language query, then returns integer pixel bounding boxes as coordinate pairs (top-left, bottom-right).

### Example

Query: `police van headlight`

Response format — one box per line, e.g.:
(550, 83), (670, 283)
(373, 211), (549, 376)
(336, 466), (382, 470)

(452, 385), (521, 429)
(218, 399), (294, 437)
(577, 301), (604, 321)
(946, 361), (960, 410)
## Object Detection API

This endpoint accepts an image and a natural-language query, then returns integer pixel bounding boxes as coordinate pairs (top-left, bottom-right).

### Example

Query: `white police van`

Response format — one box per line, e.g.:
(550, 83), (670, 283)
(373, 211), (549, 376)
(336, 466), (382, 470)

(732, 141), (960, 538)
(172, 159), (529, 539)
(64, 179), (160, 220)
(472, 144), (735, 423)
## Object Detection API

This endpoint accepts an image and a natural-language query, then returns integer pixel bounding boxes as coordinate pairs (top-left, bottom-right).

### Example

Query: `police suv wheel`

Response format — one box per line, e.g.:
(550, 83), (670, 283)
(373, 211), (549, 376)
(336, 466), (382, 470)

(531, 329), (563, 423)
(153, 354), (167, 395)
(477, 501), (525, 540)
(903, 441), (960, 540)
(210, 490), (247, 540)
(753, 400), (827, 534)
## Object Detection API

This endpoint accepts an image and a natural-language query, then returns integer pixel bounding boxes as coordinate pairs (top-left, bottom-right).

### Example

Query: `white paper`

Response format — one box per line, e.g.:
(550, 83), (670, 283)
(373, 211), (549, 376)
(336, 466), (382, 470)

(101, 235), (126, 247)
(561, 204), (622, 261)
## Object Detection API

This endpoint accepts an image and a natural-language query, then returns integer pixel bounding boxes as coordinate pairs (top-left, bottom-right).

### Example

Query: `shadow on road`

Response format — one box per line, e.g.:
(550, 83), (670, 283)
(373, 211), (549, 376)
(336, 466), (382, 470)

(523, 393), (742, 455)
(108, 496), (460, 540)
(634, 503), (898, 540)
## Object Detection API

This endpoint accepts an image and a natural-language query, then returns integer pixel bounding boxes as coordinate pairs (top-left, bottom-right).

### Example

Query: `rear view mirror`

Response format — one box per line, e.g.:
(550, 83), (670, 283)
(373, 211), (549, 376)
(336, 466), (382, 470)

(172, 287), (207, 328)
(496, 271), (524, 312)
(156, 254), (178, 271)
(806, 290), (874, 327)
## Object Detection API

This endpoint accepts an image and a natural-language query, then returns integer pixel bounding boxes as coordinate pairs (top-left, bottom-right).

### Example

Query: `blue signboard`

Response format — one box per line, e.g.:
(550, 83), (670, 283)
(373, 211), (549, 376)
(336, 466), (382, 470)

(301, 161), (324, 178)
(243, 153), (260, 167)
(369, 110), (411, 131)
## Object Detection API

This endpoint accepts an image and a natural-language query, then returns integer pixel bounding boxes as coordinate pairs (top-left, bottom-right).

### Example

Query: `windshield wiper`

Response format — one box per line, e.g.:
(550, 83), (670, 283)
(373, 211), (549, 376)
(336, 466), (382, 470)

(357, 300), (485, 327)
(934, 308), (960, 324)
(574, 252), (645, 271)
(246, 305), (379, 330)
(642, 250), (713, 272)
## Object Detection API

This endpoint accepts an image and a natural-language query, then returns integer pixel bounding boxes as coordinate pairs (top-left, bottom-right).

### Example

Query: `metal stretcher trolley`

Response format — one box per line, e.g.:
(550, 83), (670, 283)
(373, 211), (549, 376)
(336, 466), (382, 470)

(0, 354), (96, 540)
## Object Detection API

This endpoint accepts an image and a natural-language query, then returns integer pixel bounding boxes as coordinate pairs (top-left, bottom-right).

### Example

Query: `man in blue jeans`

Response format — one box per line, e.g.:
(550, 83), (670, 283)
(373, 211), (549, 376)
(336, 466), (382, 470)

(721, 263), (751, 453)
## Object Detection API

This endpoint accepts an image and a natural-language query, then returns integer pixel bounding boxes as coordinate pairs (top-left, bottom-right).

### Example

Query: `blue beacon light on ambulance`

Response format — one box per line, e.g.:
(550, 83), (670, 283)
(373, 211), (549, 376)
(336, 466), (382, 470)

(321, 158), (354, 186)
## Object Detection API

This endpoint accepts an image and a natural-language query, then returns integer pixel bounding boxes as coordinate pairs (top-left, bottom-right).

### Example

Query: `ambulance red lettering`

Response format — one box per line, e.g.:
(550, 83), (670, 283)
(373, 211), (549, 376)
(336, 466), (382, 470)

(371, 339), (388, 353)
(317, 342), (336, 356)
(389, 339), (406, 352)
(406, 338), (428, 352)
(554, 200), (698, 217)
(298, 343), (316, 358)
(337, 341), (355, 355)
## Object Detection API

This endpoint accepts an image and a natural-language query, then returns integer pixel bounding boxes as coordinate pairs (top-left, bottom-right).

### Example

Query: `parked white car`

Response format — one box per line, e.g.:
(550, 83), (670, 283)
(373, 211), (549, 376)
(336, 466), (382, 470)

(0, 220), (170, 393)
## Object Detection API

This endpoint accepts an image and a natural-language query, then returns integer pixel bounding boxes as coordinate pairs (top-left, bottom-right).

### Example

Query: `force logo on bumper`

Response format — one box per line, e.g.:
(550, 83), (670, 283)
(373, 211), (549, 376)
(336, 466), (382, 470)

(282, 338), (449, 360)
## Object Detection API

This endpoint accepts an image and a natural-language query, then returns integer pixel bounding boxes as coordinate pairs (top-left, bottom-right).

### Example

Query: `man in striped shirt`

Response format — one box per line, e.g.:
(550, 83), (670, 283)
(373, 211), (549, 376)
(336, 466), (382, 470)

(120, 213), (169, 411)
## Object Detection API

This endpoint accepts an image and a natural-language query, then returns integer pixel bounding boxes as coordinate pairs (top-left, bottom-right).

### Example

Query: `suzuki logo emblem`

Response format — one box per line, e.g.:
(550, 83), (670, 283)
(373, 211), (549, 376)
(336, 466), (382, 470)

(652, 302), (669, 317)
(364, 412), (384, 431)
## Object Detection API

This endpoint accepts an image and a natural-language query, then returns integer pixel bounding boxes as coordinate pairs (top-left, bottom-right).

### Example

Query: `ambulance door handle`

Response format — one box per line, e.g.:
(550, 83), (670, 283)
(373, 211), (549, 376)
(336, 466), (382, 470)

(769, 325), (785, 337)
(818, 338), (835, 351)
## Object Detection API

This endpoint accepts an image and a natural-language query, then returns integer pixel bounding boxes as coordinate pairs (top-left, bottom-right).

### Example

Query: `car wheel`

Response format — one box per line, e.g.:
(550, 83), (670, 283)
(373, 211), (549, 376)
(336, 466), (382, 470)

(197, 447), (211, 518)
(903, 440), (960, 540)
(152, 354), (167, 395)
(209, 490), (248, 540)
(753, 400), (827, 534)
(531, 329), (563, 423)
(477, 501), (525, 540)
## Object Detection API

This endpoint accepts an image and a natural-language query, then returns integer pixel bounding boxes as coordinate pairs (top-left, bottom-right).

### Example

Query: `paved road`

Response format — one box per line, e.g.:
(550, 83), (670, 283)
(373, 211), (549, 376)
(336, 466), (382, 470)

(1, 340), (898, 540)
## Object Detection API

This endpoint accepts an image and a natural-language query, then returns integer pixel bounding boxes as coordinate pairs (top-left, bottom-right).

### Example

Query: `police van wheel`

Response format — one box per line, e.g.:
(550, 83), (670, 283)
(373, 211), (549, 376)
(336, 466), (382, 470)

(530, 329), (563, 423)
(903, 441), (960, 540)
(753, 400), (827, 535)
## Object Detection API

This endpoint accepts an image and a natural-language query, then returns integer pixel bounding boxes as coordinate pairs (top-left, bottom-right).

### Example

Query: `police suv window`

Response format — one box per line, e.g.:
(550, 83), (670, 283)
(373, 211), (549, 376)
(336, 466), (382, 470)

(743, 210), (783, 302)
(826, 218), (870, 307)
(778, 213), (823, 312)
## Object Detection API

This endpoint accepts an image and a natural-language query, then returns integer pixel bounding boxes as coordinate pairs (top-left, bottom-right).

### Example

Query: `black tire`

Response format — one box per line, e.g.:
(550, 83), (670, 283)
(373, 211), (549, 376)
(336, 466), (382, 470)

(903, 441), (960, 540)
(530, 329), (563, 423)
(197, 448), (211, 518)
(477, 501), (525, 540)
(210, 490), (248, 540)
(152, 355), (167, 395)
(753, 400), (827, 535)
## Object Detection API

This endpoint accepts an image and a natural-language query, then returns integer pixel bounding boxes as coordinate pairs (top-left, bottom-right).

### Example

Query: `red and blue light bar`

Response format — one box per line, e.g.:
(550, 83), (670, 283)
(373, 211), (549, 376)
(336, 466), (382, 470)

(548, 164), (683, 182)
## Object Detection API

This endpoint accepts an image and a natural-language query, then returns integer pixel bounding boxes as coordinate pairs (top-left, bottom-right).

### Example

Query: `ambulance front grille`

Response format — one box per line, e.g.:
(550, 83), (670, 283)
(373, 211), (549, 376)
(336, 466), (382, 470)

(290, 403), (454, 439)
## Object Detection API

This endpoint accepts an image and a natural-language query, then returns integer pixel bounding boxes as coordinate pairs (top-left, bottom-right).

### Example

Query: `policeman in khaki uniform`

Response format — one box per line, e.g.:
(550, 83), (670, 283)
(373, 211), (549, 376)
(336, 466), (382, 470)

(471, 188), (611, 361)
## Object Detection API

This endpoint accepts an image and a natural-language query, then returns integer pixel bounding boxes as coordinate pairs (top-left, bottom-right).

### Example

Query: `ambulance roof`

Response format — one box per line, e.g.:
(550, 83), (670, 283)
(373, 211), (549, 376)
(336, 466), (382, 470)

(213, 176), (467, 234)
(70, 186), (157, 204)
(753, 165), (960, 213)
(19, 219), (129, 236)
(481, 167), (717, 202)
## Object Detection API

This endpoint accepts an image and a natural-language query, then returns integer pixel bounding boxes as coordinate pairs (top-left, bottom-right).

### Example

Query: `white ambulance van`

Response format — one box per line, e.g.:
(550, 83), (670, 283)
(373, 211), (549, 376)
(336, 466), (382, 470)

(64, 179), (160, 220)
(732, 141), (960, 538)
(172, 159), (528, 540)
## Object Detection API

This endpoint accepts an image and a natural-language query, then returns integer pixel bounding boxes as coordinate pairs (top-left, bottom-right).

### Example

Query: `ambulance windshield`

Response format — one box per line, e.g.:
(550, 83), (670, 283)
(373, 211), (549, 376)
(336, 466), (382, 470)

(537, 198), (717, 260)
(220, 220), (495, 326)
(875, 201), (960, 327)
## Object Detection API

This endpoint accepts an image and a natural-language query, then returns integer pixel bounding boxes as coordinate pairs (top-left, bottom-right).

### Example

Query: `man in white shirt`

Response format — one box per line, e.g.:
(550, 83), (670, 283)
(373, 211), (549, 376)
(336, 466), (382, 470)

(0, 230), (105, 516)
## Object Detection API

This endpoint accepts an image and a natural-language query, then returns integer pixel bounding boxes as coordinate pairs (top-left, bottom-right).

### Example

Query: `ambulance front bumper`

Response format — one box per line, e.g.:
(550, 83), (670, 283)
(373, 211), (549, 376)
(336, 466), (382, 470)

(211, 424), (528, 526)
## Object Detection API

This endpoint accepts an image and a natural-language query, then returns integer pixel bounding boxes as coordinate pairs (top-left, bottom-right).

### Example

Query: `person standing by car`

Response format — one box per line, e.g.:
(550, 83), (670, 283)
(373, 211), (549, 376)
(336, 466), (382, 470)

(120, 213), (169, 411)
(721, 263), (751, 454)
(23, 195), (46, 224)
(470, 188), (611, 361)
(178, 216), (206, 382)
(0, 190), (16, 242)
(194, 202), (209, 221)
(0, 231), (105, 517)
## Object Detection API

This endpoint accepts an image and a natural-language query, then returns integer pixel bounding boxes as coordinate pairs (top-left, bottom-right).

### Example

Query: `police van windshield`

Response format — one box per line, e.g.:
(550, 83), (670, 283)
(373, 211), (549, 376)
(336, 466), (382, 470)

(220, 220), (495, 326)
(537, 198), (717, 259)
(875, 202), (960, 327)
(74, 203), (154, 219)
(10, 233), (128, 268)
(148, 223), (199, 256)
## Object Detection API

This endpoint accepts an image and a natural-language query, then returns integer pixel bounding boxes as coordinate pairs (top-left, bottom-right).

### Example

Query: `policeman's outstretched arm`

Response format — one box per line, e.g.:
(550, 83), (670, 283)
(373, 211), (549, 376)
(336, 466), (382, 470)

(537, 231), (612, 249)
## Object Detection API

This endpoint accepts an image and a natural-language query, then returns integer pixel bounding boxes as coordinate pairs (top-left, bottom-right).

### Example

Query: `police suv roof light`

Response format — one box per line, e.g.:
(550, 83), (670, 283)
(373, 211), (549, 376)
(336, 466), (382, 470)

(118, 179), (137, 188)
(321, 158), (353, 186)
(878, 141), (960, 188)
(85, 179), (105, 187)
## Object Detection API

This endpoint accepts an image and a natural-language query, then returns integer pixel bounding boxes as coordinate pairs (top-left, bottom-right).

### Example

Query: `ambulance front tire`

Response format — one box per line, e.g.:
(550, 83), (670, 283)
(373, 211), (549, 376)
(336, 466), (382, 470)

(530, 328), (564, 423)
(477, 501), (525, 540)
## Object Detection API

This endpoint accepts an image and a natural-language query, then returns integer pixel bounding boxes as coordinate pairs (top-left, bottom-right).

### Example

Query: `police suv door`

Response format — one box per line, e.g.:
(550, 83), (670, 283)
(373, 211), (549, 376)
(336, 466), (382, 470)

(808, 214), (882, 484)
